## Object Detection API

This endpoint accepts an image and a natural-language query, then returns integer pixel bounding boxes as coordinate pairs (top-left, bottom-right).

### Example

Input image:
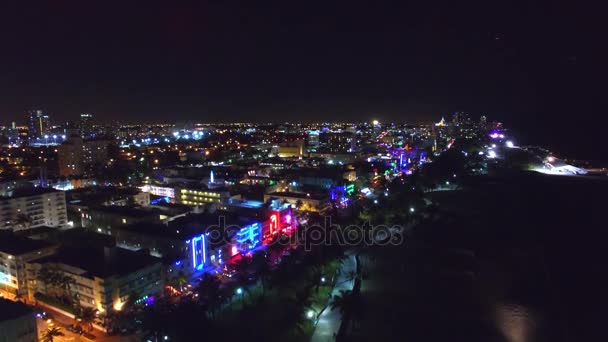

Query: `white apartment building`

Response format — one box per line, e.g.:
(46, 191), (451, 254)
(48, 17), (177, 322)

(0, 188), (68, 230)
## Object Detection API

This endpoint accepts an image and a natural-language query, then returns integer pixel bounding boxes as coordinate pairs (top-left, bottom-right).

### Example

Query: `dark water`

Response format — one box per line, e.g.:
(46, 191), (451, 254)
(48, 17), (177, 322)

(420, 173), (608, 341)
(495, 304), (537, 342)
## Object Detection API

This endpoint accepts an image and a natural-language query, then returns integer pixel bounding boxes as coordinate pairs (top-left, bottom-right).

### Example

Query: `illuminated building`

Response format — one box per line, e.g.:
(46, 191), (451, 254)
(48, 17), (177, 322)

(277, 140), (305, 157)
(189, 234), (207, 271)
(223, 199), (294, 244)
(0, 188), (68, 230)
(175, 186), (229, 207)
(26, 109), (49, 139)
(434, 117), (447, 127)
(307, 130), (320, 149)
(140, 185), (175, 199)
(26, 246), (163, 313)
(79, 113), (94, 138)
(264, 192), (328, 213)
(57, 137), (110, 177)
(0, 234), (57, 298)
(233, 222), (262, 254)
(0, 298), (37, 342)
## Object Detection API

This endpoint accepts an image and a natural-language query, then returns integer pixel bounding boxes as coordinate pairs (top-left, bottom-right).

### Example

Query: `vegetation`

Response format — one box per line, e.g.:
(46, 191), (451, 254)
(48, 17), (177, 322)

(34, 292), (76, 314)
(41, 326), (64, 342)
(75, 306), (97, 331)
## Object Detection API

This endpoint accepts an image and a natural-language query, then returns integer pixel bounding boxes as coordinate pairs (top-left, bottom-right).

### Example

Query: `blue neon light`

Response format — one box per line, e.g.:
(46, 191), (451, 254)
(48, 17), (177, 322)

(235, 223), (262, 251)
(190, 234), (207, 270)
(192, 239), (196, 270)
(202, 233), (206, 264)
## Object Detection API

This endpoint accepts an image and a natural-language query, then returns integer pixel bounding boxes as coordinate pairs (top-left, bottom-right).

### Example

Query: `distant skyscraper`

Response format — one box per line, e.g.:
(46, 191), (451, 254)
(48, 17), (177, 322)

(307, 130), (320, 149)
(80, 113), (94, 138)
(479, 115), (487, 130)
(27, 110), (50, 138)
(452, 112), (460, 126)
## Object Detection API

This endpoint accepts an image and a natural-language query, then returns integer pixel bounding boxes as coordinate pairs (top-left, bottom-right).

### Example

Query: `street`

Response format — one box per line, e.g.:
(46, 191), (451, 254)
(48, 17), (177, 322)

(310, 253), (356, 342)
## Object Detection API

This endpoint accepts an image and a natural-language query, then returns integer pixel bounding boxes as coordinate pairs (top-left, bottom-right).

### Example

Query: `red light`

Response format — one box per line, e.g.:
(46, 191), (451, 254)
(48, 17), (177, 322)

(270, 213), (279, 235)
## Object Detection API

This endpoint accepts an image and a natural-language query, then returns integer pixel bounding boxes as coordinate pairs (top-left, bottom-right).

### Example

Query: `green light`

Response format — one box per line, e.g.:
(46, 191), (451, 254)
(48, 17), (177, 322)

(346, 183), (355, 196)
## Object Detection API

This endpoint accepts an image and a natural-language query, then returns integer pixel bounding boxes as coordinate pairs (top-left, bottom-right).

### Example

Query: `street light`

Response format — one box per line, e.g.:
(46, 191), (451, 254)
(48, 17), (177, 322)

(321, 277), (326, 283)
(307, 310), (315, 319)
(236, 287), (243, 295)
(409, 207), (415, 213)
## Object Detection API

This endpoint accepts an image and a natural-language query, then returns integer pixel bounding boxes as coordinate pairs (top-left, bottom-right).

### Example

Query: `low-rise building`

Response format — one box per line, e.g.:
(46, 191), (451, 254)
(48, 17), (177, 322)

(264, 191), (328, 212)
(114, 214), (263, 280)
(174, 185), (230, 208)
(26, 246), (163, 314)
(0, 233), (58, 298)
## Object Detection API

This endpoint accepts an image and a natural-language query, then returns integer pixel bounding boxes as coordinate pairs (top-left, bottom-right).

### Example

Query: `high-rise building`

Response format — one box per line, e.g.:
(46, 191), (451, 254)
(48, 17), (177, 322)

(57, 137), (109, 177)
(307, 130), (320, 149)
(80, 113), (94, 138)
(26, 110), (49, 139)
(479, 115), (488, 130)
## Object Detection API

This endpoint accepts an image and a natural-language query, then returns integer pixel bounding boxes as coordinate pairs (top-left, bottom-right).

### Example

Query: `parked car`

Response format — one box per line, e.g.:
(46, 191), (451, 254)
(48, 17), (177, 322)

(66, 324), (83, 334)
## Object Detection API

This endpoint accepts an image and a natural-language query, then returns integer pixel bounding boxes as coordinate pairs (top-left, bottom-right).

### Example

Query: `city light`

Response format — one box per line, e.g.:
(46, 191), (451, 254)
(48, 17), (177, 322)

(307, 310), (315, 319)
(506, 140), (514, 148)
(236, 287), (243, 295)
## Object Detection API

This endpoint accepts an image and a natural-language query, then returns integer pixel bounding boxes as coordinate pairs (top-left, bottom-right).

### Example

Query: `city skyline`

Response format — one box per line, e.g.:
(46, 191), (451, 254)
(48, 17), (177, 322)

(0, 1), (602, 160)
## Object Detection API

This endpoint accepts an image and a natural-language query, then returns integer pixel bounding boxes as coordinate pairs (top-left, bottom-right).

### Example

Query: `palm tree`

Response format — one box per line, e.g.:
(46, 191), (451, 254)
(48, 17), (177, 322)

(59, 274), (75, 302)
(282, 304), (308, 336)
(196, 274), (221, 318)
(330, 289), (364, 335)
(36, 268), (53, 294)
(41, 326), (64, 342)
(295, 200), (303, 210)
(76, 307), (97, 331)
(14, 213), (32, 230)
(174, 271), (187, 292)
(330, 290), (357, 316)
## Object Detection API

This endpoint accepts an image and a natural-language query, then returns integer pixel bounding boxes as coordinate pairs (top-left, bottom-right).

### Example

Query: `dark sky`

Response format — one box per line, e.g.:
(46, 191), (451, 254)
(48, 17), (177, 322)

(0, 1), (604, 158)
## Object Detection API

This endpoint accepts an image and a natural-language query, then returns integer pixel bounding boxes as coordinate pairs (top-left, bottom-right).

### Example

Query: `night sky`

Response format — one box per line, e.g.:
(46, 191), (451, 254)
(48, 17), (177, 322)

(0, 1), (604, 158)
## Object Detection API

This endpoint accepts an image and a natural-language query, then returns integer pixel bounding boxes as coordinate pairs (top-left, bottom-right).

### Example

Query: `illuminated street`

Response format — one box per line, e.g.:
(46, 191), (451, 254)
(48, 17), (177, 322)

(311, 253), (356, 342)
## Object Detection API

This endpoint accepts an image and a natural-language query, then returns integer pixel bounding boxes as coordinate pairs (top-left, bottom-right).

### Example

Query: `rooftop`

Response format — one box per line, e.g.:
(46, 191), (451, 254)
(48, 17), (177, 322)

(0, 187), (61, 200)
(0, 232), (54, 256)
(119, 212), (259, 241)
(34, 246), (161, 279)
(266, 191), (327, 200)
(0, 298), (33, 322)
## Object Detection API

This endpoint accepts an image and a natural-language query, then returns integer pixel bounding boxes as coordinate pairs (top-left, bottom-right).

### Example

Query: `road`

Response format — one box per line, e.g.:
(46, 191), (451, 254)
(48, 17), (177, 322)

(36, 309), (134, 342)
(310, 253), (356, 342)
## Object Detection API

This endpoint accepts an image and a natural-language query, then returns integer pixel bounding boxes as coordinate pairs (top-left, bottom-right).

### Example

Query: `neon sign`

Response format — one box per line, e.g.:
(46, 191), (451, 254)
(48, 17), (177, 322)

(270, 213), (279, 236)
(191, 234), (207, 270)
(346, 183), (355, 196)
(235, 223), (262, 252)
